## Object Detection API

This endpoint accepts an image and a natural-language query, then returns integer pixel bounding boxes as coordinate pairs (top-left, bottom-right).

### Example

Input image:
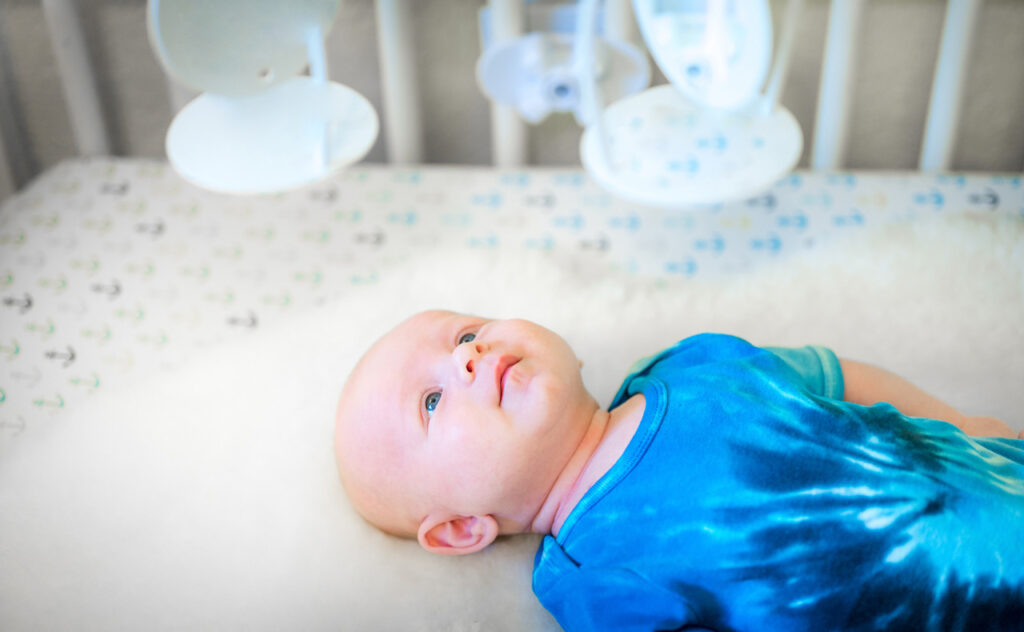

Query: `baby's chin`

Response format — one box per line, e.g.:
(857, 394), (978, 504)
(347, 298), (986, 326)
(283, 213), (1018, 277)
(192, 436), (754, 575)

(515, 371), (595, 428)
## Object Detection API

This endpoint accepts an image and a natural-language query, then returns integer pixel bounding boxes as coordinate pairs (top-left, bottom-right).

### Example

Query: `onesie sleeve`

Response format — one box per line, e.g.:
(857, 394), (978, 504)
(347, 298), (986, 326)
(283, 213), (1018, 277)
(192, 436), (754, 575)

(765, 345), (844, 400)
(533, 537), (708, 632)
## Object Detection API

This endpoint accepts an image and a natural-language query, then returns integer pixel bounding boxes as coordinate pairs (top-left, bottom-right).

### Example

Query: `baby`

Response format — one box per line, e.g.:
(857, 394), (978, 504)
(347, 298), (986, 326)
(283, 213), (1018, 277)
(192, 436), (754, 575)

(335, 310), (1024, 631)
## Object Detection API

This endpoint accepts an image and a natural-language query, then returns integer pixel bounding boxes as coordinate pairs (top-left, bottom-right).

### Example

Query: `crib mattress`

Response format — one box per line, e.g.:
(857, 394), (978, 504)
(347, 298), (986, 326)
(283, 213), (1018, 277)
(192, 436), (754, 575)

(0, 157), (1021, 446)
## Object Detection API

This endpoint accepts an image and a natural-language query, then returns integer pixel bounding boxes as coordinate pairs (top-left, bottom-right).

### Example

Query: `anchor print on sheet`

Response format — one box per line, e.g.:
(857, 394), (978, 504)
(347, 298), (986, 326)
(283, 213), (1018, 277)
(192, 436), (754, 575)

(3, 161), (1023, 435)
(3, 293), (33, 314)
(91, 280), (123, 300)
(968, 188), (999, 209)
(135, 219), (166, 238)
(227, 310), (259, 329)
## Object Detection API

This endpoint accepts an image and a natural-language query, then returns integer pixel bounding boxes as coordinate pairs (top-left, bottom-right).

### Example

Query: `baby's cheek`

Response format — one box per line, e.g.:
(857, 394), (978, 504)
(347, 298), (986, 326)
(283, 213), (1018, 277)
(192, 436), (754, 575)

(524, 373), (574, 416)
(439, 422), (492, 463)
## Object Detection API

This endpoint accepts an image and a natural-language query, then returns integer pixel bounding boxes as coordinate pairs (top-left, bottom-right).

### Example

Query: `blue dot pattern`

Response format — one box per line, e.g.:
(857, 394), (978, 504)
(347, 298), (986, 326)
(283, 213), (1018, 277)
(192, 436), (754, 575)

(0, 158), (1021, 445)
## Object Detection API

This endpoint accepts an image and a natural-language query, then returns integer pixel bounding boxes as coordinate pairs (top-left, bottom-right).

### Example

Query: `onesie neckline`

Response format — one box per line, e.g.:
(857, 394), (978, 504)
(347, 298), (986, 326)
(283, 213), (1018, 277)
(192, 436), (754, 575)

(554, 373), (668, 544)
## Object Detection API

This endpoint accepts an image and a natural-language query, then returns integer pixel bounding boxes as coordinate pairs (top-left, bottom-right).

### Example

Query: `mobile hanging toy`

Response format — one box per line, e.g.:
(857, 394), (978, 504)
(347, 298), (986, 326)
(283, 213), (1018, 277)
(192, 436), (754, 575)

(148, 0), (378, 194)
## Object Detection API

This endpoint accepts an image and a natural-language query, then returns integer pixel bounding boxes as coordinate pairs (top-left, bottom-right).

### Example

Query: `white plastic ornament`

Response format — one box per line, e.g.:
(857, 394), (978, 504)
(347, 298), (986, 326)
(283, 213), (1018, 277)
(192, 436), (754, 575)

(580, 84), (801, 207)
(476, 6), (650, 124)
(632, 0), (772, 111)
(148, 0), (378, 194)
(579, 0), (805, 208)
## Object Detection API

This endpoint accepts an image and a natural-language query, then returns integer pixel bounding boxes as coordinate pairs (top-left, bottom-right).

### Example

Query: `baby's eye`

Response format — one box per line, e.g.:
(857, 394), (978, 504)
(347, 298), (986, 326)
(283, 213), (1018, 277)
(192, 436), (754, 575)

(457, 332), (476, 345)
(424, 390), (442, 417)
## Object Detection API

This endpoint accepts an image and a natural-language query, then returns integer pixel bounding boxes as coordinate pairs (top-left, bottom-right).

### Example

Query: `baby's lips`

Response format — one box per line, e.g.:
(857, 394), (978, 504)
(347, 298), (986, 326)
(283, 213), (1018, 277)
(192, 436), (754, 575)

(494, 355), (521, 403)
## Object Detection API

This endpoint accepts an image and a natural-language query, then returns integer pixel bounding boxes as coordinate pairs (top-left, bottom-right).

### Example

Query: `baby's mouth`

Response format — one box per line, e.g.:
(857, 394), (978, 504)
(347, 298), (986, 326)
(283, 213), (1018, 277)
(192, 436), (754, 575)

(496, 356), (520, 404)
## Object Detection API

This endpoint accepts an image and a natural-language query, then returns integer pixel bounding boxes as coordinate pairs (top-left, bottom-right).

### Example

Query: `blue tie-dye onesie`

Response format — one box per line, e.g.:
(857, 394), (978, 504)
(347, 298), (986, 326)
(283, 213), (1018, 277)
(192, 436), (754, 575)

(532, 334), (1024, 631)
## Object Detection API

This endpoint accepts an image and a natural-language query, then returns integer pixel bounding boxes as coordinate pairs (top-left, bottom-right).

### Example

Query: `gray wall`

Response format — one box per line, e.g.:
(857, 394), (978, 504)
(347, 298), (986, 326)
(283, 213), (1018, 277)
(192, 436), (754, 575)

(1, 0), (1022, 198)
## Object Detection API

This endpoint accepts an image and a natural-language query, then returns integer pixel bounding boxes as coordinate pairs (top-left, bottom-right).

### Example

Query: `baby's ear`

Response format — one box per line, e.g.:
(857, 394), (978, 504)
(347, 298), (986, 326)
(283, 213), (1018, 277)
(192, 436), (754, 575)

(417, 513), (498, 555)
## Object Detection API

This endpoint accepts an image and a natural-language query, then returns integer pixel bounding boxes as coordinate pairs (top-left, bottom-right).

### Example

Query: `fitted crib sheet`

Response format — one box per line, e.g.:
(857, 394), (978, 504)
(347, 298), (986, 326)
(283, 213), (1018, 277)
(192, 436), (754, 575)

(0, 157), (1021, 447)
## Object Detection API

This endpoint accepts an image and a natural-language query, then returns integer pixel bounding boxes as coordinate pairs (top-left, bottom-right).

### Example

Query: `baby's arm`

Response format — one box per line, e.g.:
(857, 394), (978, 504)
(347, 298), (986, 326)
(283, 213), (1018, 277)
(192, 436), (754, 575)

(839, 359), (1021, 439)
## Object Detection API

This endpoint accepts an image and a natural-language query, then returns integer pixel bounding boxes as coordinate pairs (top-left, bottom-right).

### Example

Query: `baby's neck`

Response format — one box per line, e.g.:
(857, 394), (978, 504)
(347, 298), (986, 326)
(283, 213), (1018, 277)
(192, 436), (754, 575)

(529, 393), (647, 538)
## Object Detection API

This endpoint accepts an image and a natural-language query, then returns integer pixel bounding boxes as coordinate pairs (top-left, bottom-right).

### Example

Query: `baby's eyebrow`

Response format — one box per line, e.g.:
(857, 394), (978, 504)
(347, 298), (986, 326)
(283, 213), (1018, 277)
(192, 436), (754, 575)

(436, 315), (468, 346)
(449, 314), (486, 337)
(396, 379), (426, 437)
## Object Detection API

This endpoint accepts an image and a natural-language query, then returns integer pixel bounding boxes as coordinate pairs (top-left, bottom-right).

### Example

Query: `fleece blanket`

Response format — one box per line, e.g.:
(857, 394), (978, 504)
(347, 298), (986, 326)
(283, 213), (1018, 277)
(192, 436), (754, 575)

(1, 212), (1022, 630)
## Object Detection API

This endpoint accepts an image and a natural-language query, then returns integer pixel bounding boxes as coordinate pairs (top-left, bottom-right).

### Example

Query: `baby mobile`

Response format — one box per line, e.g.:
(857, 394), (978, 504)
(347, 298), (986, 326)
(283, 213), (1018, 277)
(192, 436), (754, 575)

(477, 0), (805, 208)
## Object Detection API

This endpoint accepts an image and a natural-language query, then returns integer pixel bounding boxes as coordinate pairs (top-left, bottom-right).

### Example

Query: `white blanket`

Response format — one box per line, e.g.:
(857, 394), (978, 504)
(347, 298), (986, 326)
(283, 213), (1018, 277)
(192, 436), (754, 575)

(1, 212), (1022, 630)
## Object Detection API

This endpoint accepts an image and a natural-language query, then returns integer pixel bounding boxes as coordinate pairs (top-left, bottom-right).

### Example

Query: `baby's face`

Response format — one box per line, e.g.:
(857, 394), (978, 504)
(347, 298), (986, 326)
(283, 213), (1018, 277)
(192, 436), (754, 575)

(335, 310), (597, 539)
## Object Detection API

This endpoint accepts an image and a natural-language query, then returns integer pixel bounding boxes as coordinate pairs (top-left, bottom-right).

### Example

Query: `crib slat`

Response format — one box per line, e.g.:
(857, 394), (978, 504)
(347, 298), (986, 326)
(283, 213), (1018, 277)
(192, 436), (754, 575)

(0, 131), (14, 199)
(920, 0), (981, 172)
(163, 75), (196, 116)
(762, 0), (805, 113)
(374, 0), (423, 164)
(603, 0), (640, 53)
(41, 0), (111, 156)
(488, 0), (527, 166)
(811, 0), (864, 171)
(0, 28), (34, 194)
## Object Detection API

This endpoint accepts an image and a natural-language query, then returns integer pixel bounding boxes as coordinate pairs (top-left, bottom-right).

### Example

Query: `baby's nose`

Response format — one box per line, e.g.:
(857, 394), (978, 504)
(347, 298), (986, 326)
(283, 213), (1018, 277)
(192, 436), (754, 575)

(454, 341), (487, 382)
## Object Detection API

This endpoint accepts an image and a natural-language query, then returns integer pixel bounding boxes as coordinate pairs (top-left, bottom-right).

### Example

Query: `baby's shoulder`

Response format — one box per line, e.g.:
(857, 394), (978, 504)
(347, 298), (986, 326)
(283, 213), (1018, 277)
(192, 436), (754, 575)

(647, 333), (759, 370)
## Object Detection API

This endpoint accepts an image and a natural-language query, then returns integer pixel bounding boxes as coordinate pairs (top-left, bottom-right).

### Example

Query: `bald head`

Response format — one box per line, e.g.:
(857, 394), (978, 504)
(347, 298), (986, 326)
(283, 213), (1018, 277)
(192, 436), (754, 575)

(333, 310), (599, 550)
(334, 321), (427, 538)
(334, 310), (483, 537)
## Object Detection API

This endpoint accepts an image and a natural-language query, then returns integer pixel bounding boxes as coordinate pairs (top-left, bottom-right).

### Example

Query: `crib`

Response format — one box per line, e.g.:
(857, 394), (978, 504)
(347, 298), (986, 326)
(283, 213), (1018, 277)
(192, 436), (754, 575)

(1, 1), (1022, 630)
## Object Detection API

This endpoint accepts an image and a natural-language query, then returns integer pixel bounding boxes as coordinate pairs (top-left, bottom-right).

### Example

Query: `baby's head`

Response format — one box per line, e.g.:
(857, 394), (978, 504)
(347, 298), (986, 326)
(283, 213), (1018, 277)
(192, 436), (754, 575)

(334, 310), (598, 554)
